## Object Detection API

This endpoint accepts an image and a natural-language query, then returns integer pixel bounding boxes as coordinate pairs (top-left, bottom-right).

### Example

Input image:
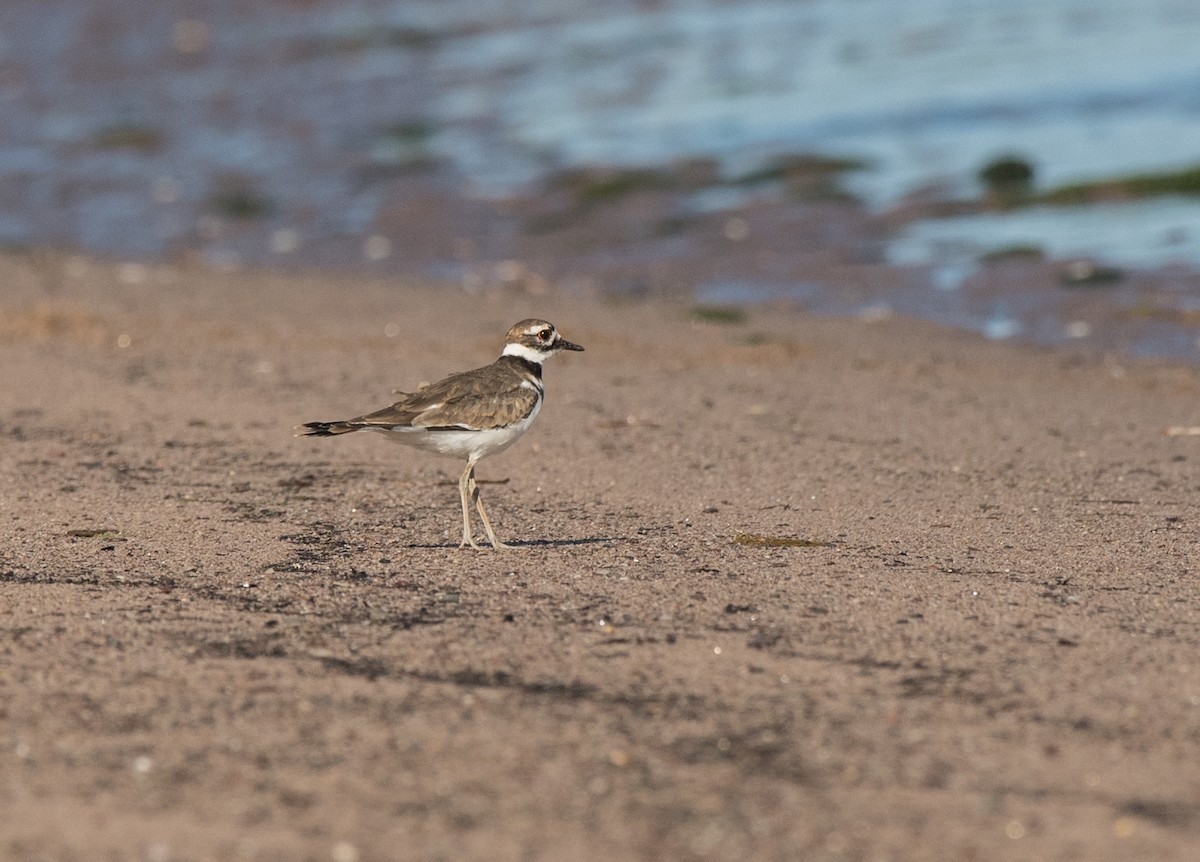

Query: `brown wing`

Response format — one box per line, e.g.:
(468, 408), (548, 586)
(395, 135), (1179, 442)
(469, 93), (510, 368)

(412, 382), (538, 430)
(344, 365), (539, 431)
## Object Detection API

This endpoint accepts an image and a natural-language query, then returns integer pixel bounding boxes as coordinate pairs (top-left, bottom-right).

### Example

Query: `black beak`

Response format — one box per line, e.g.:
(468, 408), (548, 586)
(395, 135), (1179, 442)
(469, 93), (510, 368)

(558, 338), (584, 352)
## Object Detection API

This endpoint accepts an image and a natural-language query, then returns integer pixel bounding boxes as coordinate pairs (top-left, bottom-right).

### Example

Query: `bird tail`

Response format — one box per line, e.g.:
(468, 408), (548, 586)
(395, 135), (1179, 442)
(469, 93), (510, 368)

(294, 420), (361, 438)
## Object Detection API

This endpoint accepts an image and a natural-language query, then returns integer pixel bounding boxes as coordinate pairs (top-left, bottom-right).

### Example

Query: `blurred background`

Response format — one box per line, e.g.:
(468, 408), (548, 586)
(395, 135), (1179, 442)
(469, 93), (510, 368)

(5, 0), (1200, 358)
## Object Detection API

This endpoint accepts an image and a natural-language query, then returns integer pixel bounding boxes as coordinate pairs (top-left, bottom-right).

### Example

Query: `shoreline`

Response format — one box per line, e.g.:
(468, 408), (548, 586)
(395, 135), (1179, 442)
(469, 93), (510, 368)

(10, 238), (1200, 372)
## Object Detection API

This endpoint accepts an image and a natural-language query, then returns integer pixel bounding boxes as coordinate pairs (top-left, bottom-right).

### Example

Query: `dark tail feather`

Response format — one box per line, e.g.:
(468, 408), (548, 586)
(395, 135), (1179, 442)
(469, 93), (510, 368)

(294, 421), (361, 438)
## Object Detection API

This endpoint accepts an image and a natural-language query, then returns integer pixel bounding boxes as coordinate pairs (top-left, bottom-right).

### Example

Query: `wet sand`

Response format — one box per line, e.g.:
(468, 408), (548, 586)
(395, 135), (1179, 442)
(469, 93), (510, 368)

(2, 250), (1199, 861)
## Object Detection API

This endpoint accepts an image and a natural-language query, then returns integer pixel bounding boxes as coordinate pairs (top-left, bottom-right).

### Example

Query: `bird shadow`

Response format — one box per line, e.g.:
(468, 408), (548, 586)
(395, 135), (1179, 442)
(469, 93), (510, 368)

(508, 536), (620, 548)
(401, 536), (620, 550)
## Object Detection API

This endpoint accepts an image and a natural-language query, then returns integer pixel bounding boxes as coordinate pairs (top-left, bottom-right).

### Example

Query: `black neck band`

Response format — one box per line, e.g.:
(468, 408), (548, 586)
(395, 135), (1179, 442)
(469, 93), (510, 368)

(503, 354), (543, 380)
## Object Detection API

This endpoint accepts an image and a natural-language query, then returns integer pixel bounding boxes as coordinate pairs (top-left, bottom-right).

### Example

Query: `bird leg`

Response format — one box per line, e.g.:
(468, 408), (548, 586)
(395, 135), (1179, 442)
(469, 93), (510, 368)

(457, 461), (482, 549)
(467, 464), (512, 549)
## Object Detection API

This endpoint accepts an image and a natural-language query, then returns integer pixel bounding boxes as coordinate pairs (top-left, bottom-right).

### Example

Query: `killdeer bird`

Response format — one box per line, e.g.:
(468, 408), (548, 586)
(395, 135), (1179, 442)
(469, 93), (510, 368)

(297, 319), (583, 549)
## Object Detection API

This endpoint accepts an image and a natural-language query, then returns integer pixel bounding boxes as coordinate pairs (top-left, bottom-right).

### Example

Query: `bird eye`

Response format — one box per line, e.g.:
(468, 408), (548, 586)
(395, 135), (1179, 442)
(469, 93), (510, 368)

(538, 329), (552, 341)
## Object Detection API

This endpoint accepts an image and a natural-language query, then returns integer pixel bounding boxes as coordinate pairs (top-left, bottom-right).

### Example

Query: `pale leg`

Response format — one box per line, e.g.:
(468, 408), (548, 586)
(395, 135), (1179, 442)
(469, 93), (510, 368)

(457, 460), (482, 549)
(468, 465), (512, 549)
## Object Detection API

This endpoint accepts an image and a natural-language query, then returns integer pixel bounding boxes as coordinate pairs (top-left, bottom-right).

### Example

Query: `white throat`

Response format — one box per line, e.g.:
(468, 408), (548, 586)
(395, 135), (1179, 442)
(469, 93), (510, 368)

(502, 342), (549, 364)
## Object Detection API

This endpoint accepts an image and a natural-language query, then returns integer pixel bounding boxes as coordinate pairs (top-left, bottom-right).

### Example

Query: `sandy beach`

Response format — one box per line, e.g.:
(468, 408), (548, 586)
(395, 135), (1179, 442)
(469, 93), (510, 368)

(2, 249), (1200, 861)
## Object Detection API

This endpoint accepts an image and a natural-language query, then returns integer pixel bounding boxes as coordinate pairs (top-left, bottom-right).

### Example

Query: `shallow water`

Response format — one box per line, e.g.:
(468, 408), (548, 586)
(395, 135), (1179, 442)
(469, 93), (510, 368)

(431, 0), (1200, 201)
(3, 0), (1200, 358)
(890, 198), (1200, 269)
